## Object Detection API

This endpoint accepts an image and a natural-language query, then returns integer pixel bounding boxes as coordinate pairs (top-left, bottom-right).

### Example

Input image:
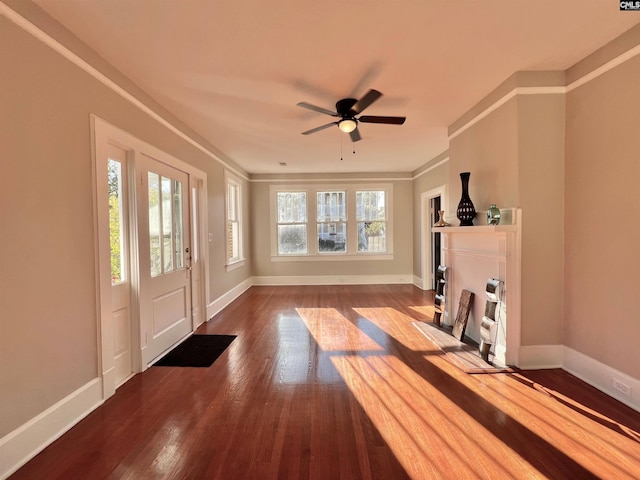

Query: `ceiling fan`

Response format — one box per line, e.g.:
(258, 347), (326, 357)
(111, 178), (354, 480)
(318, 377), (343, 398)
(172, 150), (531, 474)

(296, 89), (406, 142)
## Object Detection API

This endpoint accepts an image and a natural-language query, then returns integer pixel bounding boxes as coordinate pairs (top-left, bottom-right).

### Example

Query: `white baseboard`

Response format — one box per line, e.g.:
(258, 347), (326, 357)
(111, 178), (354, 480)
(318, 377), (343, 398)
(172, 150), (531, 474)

(563, 346), (640, 412)
(518, 344), (564, 369)
(206, 277), (253, 320)
(0, 378), (104, 480)
(252, 274), (413, 286)
(412, 275), (426, 290)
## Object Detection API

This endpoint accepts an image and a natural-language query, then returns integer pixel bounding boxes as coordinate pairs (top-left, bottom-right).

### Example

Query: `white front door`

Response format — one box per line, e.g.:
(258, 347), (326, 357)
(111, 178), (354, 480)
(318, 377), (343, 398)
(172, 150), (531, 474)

(137, 153), (192, 366)
(107, 145), (133, 386)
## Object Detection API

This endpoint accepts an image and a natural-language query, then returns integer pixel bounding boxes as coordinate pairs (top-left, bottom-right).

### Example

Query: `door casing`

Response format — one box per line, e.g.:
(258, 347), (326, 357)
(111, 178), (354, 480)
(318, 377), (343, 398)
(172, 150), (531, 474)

(92, 116), (209, 399)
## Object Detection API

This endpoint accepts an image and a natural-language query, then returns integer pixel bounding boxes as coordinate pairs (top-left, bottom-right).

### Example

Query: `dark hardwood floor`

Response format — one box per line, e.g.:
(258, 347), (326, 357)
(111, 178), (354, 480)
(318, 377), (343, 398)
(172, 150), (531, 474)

(10, 285), (640, 479)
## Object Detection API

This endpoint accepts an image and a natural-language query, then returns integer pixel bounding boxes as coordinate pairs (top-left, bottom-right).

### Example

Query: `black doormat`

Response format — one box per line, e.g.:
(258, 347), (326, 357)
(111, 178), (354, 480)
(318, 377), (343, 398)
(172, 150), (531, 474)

(153, 334), (236, 368)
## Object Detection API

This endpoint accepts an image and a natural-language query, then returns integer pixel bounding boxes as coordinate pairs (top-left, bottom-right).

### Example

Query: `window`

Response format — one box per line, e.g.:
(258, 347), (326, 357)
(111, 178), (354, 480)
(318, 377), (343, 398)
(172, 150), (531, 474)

(148, 172), (184, 277)
(356, 190), (386, 253)
(225, 171), (244, 265)
(270, 184), (392, 259)
(317, 191), (346, 253)
(107, 158), (126, 284)
(277, 191), (308, 254)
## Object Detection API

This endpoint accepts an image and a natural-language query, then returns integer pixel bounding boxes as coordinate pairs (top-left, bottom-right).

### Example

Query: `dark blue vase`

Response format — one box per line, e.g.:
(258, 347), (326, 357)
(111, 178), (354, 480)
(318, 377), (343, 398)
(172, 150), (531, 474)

(456, 172), (476, 226)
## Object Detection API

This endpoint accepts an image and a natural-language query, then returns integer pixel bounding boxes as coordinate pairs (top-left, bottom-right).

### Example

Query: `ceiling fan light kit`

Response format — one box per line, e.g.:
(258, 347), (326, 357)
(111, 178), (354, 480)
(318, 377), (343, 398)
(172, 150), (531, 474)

(297, 89), (406, 142)
(338, 119), (357, 133)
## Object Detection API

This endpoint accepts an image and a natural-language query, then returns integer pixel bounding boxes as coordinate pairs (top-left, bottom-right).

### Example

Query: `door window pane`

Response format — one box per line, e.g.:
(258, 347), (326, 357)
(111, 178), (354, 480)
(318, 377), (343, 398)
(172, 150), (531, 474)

(149, 172), (185, 276)
(108, 159), (125, 284)
(173, 180), (184, 270)
(161, 176), (174, 273)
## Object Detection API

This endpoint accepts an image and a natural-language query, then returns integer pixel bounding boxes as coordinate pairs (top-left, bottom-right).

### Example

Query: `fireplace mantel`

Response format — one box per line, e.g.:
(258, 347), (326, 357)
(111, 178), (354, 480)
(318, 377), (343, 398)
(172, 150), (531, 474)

(432, 209), (522, 367)
(433, 224), (517, 234)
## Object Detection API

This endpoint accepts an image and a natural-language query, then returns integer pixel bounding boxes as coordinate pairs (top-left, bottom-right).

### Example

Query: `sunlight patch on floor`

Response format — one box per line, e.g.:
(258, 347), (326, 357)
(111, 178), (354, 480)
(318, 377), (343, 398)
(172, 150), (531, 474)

(330, 354), (540, 479)
(353, 307), (440, 352)
(296, 308), (383, 352)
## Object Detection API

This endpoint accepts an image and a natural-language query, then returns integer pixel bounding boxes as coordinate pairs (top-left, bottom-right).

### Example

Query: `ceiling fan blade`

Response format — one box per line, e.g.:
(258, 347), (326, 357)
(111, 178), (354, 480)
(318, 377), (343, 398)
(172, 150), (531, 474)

(296, 102), (337, 116)
(301, 122), (338, 135)
(351, 89), (382, 114)
(349, 127), (362, 143)
(358, 115), (406, 125)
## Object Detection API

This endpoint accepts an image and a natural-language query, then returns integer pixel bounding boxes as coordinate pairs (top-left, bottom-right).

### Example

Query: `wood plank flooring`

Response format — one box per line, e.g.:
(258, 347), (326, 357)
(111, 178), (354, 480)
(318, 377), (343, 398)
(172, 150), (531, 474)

(10, 285), (640, 479)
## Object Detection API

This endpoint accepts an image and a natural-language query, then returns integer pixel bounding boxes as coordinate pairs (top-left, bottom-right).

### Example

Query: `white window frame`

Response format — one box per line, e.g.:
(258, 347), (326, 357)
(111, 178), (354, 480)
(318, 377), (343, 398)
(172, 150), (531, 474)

(225, 170), (245, 271)
(274, 190), (309, 256)
(269, 183), (393, 261)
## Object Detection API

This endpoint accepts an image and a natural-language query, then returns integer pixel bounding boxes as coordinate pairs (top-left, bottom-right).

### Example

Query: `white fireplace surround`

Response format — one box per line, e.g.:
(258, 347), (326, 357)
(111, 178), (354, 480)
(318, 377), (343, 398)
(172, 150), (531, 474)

(433, 208), (522, 367)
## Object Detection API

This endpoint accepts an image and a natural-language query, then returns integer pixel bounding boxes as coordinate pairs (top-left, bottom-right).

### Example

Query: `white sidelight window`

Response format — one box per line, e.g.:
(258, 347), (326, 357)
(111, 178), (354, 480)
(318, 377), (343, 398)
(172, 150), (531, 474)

(108, 158), (127, 284)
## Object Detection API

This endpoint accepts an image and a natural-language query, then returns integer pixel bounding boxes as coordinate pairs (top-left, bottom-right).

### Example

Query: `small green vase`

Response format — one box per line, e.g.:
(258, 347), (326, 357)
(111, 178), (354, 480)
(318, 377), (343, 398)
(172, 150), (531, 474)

(487, 204), (501, 225)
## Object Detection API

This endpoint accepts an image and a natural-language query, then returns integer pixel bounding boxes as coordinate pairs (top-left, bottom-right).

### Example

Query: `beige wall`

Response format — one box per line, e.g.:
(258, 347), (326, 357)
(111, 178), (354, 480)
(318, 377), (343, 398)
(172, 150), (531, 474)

(250, 179), (413, 279)
(0, 11), (250, 436)
(565, 54), (640, 379)
(448, 98), (520, 219)
(517, 94), (565, 346)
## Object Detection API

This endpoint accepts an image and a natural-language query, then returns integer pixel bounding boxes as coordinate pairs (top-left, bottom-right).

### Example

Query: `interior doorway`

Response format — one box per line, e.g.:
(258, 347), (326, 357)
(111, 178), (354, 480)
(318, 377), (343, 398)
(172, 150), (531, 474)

(420, 186), (446, 291)
(430, 196), (442, 290)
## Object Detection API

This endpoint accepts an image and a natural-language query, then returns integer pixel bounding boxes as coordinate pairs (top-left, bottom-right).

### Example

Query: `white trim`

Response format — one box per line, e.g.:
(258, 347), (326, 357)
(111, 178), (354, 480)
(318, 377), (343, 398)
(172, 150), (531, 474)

(252, 274), (413, 286)
(206, 278), (253, 320)
(448, 87), (565, 140)
(412, 275), (423, 288)
(0, 3), (248, 182)
(0, 378), (104, 480)
(251, 176), (412, 183)
(563, 347), (640, 413)
(567, 43), (640, 92)
(225, 259), (246, 271)
(420, 186), (447, 291)
(271, 254), (393, 262)
(518, 345), (564, 369)
(448, 42), (640, 141)
(224, 170), (245, 266)
(412, 158), (449, 180)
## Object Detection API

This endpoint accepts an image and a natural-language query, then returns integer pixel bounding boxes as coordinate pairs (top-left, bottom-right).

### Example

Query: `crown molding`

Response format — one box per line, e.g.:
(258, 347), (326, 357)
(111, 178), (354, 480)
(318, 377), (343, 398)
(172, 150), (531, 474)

(449, 41), (640, 141)
(0, 2), (249, 181)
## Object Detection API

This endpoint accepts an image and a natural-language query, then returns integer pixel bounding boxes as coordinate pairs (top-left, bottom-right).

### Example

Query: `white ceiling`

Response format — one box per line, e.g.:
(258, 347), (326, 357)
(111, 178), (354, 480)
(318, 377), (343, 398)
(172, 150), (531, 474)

(32, 0), (640, 175)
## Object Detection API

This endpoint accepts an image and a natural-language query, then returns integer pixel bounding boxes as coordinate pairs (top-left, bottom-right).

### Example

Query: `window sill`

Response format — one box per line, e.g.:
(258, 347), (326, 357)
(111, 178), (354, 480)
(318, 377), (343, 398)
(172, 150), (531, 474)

(225, 259), (246, 272)
(271, 254), (393, 262)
